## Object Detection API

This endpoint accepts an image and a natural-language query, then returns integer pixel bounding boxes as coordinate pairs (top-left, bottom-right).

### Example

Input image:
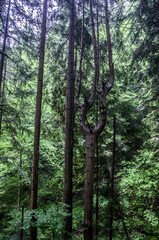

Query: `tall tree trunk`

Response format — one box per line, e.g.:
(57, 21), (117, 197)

(83, 134), (96, 239)
(109, 117), (116, 240)
(95, 137), (99, 240)
(61, 0), (75, 239)
(95, 2), (99, 237)
(0, 0), (11, 138)
(30, 0), (47, 239)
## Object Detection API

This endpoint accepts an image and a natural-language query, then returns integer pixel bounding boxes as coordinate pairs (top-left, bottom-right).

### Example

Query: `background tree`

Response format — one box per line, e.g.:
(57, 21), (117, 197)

(0, 0), (11, 138)
(61, 0), (75, 239)
(30, 0), (48, 239)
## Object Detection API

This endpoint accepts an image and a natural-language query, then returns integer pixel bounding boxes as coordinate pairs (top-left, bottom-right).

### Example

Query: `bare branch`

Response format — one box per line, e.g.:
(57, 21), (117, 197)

(0, 29), (22, 44)
(0, 51), (9, 58)
(94, 85), (107, 135)
(96, 0), (99, 69)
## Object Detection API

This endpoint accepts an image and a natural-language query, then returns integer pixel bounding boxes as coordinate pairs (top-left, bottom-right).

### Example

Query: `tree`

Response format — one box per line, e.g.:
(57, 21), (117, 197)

(30, 0), (48, 239)
(61, 0), (75, 239)
(76, 0), (114, 238)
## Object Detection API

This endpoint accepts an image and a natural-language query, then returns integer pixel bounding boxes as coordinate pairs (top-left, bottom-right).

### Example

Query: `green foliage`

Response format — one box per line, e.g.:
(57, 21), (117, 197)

(2, 204), (69, 240)
(0, 0), (159, 239)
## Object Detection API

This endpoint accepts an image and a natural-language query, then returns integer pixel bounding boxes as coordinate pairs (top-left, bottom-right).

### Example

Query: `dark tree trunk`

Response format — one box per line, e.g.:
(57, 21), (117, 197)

(30, 0), (47, 239)
(95, 137), (99, 240)
(18, 148), (23, 208)
(83, 134), (96, 239)
(20, 207), (24, 240)
(0, 0), (11, 138)
(61, 0), (75, 239)
(116, 200), (130, 240)
(0, 0), (10, 92)
(109, 117), (116, 240)
(0, 61), (6, 139)
(95, 2), (99, 237)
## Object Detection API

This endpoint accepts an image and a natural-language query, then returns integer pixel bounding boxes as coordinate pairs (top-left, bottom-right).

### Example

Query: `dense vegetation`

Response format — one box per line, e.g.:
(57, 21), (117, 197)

(0, 0), (159, 239)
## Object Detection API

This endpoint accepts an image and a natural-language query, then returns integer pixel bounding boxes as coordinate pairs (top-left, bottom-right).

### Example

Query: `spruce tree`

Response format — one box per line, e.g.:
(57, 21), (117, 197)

(30, 0), (48, 239)
(61, 0), (75, 239)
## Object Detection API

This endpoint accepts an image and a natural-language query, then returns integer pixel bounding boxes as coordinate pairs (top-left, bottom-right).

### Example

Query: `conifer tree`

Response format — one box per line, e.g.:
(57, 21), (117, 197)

(30, 0), (48, 239)
(61, 0), (75, 239)
(76, 0), (114, 238)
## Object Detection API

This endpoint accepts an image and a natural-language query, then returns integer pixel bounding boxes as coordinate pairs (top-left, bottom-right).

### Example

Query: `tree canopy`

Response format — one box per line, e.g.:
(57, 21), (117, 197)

(0, 0), (159, 239)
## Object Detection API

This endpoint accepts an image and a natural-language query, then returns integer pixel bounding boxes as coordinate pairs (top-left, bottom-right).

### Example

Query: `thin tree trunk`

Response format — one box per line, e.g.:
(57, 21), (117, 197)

(61, 0), (75, 239)
(0, 61), (6, 139)
(20, 206), (24, 240)
(109, 117), (116, 240)
(83, 134), (96, 240)
(0, 0), (11, 138)
(104, 0), (114, 88)
(95, 137), (99, 240)
(0, 0), (10, 87)
(76, 0), (84, 107)
(95, 98), (99, 240)
(95, 3), (99, 236)
(30, 0), (47, 239)
(115, 198), (130, 240)
(18, 148), (23, 208)
(0, 0), (10, 92)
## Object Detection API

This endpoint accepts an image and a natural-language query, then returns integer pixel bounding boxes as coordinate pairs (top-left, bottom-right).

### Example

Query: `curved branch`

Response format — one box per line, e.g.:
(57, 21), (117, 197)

(94, 85), (107, 136)
(88, 0), (97, 106)
(96, 0), (101, 93)
(79, 99), (90, 135)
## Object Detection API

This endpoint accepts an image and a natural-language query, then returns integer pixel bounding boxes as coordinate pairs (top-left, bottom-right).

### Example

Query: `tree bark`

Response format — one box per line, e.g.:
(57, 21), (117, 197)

(95, 97), (99, 240)
(30, 0), (47, 239)
(83, 133), (96, 240)
(61, 0), (75, 239)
